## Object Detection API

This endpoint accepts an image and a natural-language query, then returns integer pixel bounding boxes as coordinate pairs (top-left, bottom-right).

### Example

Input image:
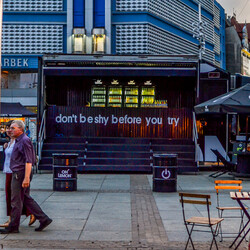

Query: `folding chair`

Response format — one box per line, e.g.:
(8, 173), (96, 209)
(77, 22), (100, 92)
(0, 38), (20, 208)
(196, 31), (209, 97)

(209, 149), (236, 178)
(179, 192), (223, 250)
(214, 180), (248, 242)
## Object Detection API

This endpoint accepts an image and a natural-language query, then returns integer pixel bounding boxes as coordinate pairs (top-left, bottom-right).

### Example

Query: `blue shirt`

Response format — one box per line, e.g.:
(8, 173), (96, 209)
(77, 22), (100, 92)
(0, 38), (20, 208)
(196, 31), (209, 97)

(3, 141), (15, 173)
(26, 129), (31, 137)
(10, 133), (36, 172)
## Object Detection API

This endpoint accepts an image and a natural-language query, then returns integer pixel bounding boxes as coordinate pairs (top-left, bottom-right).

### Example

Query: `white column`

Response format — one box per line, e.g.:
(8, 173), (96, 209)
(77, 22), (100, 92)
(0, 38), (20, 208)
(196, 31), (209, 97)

(67, 0), (73, 53)
(85, 0), (93, 54)
(105, 0), (112, 54)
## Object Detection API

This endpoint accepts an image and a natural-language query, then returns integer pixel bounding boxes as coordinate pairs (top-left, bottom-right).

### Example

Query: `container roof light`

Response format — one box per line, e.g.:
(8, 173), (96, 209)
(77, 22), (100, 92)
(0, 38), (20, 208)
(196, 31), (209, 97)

(95, 79), (103, 85)
(128, 80), (135, 85)
(111, 80), (119, 85)
(144, 80), (152, 85)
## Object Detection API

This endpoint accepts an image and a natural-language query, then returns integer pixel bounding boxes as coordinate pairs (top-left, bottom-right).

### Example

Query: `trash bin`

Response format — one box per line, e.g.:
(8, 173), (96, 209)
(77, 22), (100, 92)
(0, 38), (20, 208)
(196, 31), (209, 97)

(153, 153), (178, 192)
(53, 153), (78, 191)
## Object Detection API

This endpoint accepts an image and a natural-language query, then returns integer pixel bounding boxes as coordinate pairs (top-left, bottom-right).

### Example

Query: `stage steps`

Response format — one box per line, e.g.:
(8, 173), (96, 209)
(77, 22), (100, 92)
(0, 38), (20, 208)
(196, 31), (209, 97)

(38, 137), (197, 173)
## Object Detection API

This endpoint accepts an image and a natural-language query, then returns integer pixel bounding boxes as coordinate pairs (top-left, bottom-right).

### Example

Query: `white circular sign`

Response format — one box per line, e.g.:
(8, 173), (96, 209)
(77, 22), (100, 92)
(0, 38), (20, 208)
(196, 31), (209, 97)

(161, 169), (171, 179)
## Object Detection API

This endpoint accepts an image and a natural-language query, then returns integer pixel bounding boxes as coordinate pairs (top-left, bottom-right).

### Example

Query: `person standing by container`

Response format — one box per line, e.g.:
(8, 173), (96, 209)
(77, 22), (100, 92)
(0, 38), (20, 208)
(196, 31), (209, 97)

(0, 127), (8, 139)
(0, 121), (36, 228)
(0, 120), (52, 234)
(25, 126), (31, 137)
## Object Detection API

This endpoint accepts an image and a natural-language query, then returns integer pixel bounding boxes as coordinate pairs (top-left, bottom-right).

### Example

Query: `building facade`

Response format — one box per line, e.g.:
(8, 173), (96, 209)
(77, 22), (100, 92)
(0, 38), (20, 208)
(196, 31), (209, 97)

(1, 0), (67, 108)
(1, 0), (226, 107)
(226, 16), (250, 77)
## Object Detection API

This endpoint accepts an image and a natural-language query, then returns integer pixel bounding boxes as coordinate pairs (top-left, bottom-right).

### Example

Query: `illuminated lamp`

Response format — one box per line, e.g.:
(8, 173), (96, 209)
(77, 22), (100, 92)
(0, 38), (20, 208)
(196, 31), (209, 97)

(128, 80), (135, 85)
(94, 79), (103, 85)
(144, 80), (152, 85)
(92, 28), (106, 54)
(111, 80), (119, 85)
(72, 28), (86, 54)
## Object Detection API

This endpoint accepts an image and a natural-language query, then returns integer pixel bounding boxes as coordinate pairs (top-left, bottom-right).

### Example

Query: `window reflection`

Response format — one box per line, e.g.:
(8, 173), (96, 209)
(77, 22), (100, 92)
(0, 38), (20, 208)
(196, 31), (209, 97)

(92, 28), (105, 54)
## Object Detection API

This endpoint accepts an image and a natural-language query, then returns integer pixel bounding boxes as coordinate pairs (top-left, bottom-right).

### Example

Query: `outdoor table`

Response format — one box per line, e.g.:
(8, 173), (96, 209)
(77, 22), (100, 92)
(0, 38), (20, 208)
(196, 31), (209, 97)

(229, 192), (250, 249)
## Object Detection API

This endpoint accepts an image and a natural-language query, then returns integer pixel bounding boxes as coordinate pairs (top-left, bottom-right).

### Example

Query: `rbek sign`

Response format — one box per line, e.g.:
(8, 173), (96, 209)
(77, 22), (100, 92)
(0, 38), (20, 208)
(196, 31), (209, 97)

(1, 56), (39, 69)
(2, 58), (28, 67)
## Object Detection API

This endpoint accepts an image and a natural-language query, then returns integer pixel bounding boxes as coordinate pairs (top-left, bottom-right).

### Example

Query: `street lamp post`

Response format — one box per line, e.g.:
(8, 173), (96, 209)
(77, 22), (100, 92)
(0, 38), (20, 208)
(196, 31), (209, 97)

(192, 3), (207, 60)
(192, 3), (207, 102)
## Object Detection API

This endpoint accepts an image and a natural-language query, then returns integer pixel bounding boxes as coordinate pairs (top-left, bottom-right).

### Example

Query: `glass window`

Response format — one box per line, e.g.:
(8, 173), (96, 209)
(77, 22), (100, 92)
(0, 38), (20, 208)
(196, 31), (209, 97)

(92, 28), (105, 54)
(72, 28), (86, 54)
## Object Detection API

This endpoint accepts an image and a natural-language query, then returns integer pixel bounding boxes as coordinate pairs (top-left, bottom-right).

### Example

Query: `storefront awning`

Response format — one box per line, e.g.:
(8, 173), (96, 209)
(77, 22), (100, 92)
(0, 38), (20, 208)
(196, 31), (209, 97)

(0, 102), (36, 117)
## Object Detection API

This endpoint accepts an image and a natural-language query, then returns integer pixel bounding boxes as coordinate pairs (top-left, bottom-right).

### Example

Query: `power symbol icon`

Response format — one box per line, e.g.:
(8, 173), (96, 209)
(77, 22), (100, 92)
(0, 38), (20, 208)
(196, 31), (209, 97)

(161, 169), (171, 179)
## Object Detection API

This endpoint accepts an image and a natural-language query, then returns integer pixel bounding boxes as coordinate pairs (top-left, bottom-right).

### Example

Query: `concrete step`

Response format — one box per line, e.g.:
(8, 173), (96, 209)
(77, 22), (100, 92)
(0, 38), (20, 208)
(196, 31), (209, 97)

(86, 144), (150, 151)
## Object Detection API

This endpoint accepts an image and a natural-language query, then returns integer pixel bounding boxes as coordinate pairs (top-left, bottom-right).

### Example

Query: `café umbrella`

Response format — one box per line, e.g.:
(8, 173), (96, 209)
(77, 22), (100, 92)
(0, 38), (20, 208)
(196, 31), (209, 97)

(194, 83), (250, 114)
(194, 83), (250, 153)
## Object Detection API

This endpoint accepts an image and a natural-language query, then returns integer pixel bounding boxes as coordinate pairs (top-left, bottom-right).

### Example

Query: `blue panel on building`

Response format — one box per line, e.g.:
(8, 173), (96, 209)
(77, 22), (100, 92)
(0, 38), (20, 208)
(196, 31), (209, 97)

(74, 0), (85, 27)
(94, 0), (105, 27)
(3, 13), (67, 23)
(2, 56), (39, 70)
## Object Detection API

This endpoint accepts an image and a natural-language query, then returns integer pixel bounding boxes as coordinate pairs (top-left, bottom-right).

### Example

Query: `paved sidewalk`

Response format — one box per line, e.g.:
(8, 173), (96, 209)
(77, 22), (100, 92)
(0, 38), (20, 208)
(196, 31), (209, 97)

(0, 171), (249, 249)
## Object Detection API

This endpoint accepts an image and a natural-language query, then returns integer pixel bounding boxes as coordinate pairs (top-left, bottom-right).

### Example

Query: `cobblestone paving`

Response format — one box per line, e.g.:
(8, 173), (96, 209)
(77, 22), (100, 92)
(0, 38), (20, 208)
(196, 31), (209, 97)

(130, 175), (168, 246)
(0, 174), (248, 249)
(0, 238), (243, 249)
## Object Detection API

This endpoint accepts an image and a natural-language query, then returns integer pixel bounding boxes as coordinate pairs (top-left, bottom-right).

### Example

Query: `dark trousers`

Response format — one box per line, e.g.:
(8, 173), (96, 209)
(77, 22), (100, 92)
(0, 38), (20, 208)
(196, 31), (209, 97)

(5, 173), (31, 217)
(8, 170), (49, 230)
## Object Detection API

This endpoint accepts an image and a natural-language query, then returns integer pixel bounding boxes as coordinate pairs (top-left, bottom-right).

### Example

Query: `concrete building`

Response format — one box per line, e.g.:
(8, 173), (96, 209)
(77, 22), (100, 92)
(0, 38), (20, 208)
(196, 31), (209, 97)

(226, 15), (250, 77)
(1, 0), (226, 109)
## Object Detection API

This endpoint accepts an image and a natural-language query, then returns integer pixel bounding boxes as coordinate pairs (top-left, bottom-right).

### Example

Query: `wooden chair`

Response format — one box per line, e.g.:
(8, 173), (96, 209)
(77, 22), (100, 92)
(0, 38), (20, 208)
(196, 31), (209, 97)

(209, 149), (236, 178)
(214, 180), (247, 242)
(179, 192), (223, 250)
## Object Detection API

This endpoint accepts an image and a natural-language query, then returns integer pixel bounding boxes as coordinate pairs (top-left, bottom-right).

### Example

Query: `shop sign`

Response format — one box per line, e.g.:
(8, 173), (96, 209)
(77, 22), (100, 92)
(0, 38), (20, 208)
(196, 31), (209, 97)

(55, 168), (73, 179)
(1, 56), (38, 69)
(47, 107), (193, 139)
(208, 72), (220, 78)
(55, 113), (180, 127)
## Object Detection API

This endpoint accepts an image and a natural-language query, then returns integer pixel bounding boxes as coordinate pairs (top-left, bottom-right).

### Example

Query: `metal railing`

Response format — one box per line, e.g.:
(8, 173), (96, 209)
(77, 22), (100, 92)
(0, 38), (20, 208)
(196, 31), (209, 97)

(192, 111), (199, 164)
(37, 110), (46, 167)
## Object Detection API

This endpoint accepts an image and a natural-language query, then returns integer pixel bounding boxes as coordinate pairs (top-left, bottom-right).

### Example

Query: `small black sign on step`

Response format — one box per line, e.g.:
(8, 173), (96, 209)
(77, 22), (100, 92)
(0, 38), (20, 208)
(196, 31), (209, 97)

(52, 153), (78, 191)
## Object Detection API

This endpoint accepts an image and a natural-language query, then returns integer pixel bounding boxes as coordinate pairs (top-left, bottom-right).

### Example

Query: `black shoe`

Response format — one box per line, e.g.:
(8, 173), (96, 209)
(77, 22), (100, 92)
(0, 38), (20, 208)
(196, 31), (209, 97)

(35, 218), (52, 232)
(0, 227), (19, 234)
